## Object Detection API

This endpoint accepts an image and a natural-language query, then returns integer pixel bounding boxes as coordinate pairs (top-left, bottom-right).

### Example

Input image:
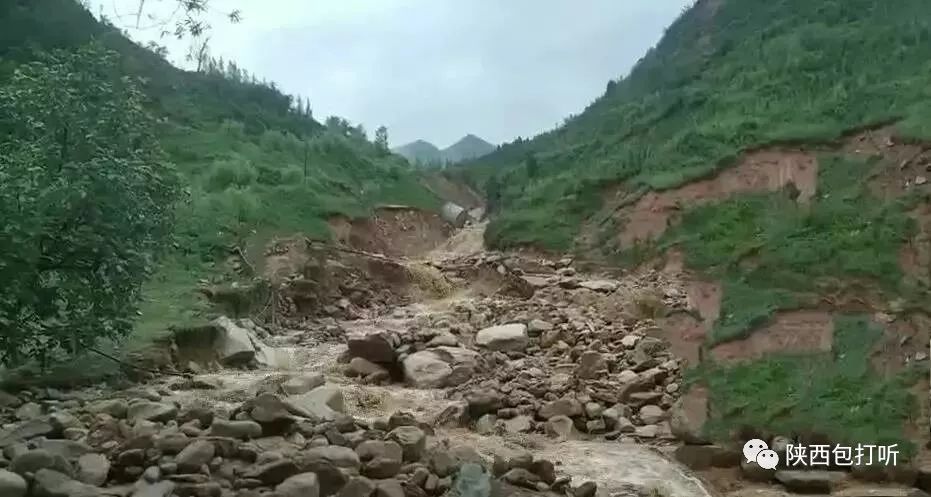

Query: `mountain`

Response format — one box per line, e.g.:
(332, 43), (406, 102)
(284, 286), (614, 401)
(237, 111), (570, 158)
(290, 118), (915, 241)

(394, 134), (495, 165)
(393, 139), (442, 164)
(441, 134), (496, 163)
(452, 0), (931, 453)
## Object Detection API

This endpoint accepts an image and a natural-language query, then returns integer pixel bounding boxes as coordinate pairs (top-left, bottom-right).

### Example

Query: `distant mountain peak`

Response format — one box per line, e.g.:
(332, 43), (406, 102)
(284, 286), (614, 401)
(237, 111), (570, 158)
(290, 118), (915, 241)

(393, 134), (495, 165)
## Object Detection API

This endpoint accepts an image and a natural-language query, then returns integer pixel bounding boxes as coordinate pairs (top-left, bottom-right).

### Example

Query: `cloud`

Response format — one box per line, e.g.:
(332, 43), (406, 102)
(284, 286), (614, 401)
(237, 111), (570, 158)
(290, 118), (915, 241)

(88, 0), (691, 147)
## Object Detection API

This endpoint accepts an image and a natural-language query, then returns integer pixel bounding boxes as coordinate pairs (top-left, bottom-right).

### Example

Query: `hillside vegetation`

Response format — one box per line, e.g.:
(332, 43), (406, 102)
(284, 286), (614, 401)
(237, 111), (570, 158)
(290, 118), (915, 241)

(462, 0), (931, 251)
(0, 0), (438, 378)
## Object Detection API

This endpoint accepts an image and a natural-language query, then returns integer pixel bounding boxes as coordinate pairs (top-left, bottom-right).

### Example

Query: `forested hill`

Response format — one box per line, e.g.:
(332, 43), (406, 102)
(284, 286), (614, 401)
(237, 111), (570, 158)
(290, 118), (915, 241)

(458, 0), (931, 250)
(0, 0), (437, 373)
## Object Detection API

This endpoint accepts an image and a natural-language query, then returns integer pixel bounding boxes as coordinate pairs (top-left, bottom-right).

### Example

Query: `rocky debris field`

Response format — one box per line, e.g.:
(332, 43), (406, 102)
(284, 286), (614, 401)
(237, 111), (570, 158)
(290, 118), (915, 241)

(334, 253), (691, 445)
(0, 375), (601, 497)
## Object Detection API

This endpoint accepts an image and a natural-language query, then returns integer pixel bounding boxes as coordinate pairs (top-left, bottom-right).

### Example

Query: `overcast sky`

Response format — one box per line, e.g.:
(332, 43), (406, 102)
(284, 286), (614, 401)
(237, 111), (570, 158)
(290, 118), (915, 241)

(86, 0), (691, 147)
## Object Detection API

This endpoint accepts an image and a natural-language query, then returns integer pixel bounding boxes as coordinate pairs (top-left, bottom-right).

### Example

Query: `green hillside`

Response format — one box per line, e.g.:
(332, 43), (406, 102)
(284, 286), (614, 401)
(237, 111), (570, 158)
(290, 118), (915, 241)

(0, 0), (438, 377)
(461, 0), (931, 251)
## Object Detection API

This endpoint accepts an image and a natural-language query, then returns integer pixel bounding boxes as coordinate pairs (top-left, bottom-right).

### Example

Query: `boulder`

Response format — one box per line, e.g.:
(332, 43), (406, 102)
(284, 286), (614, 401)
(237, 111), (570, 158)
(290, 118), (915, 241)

(402, 351), (452, 388)
(175, 440), (215, 473)
(0, 469), (26, 497)
(77, 453), (110, 486)
(544, 416), (575, 441)
(214, 316), (258, 365)
(285, 386), (345, 421)
(669, 387), (709, 444)
(282, 374), (326, 395)
(127, 401), (177, 423)
(575, 351), (606, 380)
(85, 399), (128, 418)
(209, 420), (262, 440)
(11, 449), (73, 477)
(32, 469), (102, 497)
(386, 426), (426, 462)
(348, 358), (389, 377)
(539, 398), (582, 420)
(276, 473), (321, 497)
(338, 476), (376, 497)
(347, 331), (396, 364)
(578, 280), (619, 293)
(638, 405), (665, 424)
(475, 324), (529, 352)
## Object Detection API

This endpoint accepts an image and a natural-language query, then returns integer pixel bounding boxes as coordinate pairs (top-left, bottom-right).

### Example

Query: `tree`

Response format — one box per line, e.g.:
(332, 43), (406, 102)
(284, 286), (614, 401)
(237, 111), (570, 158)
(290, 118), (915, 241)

(484, 174), (502, 219)
(374, 126), (389, 155)
(0, 43), (180, 366)
(524, 152), (539, 178)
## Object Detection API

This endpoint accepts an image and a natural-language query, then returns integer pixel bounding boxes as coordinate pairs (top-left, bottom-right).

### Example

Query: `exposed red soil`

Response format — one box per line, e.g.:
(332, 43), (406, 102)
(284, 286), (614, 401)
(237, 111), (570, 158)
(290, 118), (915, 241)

(709, 310), (834, 363)
(655, 312), (707, 366)
(328, 206), (451, 258)
(617, 150), (818, 248)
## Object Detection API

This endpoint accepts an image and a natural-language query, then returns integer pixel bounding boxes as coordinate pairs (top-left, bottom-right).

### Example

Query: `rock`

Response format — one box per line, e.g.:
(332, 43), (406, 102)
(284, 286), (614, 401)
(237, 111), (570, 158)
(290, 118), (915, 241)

(387, 427), (426, 462)
(15, 402), (41, 420)
(32, 469), (102, 497)
(86, 399), (129, 418)
(578, 280), (619, 293)
(428, 332), (459, 347)
(635, 425), (658, 438)
(282, 374), (326, 395)
(502, 468), (540, 489)
(77, 453), (110, 486)
(301, 446), (361, 469)
(244, 459), (299, 485)
(132, 480), (176, 497)
(531, 459), (556, 485)
(774, 470), (845, 493)
(285, 385), (345, 421)
(0, 391), (22, 409)
(375, 479), (405, 497)
(176, 440), (215, 473)
(209, 420), (261, 440)
(741, 459), (775, 482)
(585, 419), (606, 434)
(347, 331), (396, 364)
(504, 416), (533, 434)
(35, 439), (93, 460)
(248, 393), (294, 424)
(474, 324), (529, 352)
(0, 469), (26, 497)
(127, 401), (177, 423)
(544, 416), (574, 441)
(638, 405), (665, 424)
(348, 358), (388, 378)
(575, 351), (606, 380)
(466, 390), (503, 418)
(213, 316), (259, 365)
(573, 481), (598, 497)
(276, 473), (320, 497)
(539, 398), (582, 420)
(527, 320), (553, 334)
(433, 402), (470, 428)
(402, 351), (452, 388)
(0, 418), (55, 446)
(669, 387), (709, 444)
(11, 449), (72, 477)
(338, 476), (376, 497)
(355, 441), (403, 463)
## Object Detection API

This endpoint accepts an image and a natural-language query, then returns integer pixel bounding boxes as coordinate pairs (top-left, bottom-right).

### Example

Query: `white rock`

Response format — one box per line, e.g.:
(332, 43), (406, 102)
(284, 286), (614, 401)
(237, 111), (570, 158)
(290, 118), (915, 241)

(475, 324), (529, 352)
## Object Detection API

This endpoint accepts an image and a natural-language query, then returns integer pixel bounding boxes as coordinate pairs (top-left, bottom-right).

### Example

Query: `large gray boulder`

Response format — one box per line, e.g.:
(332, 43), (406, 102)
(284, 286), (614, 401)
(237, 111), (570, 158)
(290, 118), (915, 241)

(402, 347), (480, 388)
(285, 385), (346, 421)
(0, 469), (26, 497)
(475, 324), (528, 352)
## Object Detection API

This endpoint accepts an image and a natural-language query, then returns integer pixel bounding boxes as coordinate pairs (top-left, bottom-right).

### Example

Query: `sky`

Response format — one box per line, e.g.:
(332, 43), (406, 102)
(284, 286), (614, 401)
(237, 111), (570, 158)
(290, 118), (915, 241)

(86, 0), (692, 147)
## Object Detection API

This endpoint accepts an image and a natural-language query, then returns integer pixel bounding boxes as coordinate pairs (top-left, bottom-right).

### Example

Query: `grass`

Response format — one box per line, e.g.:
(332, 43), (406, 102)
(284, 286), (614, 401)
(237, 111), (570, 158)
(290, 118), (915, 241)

(694, 315), (921, 455)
